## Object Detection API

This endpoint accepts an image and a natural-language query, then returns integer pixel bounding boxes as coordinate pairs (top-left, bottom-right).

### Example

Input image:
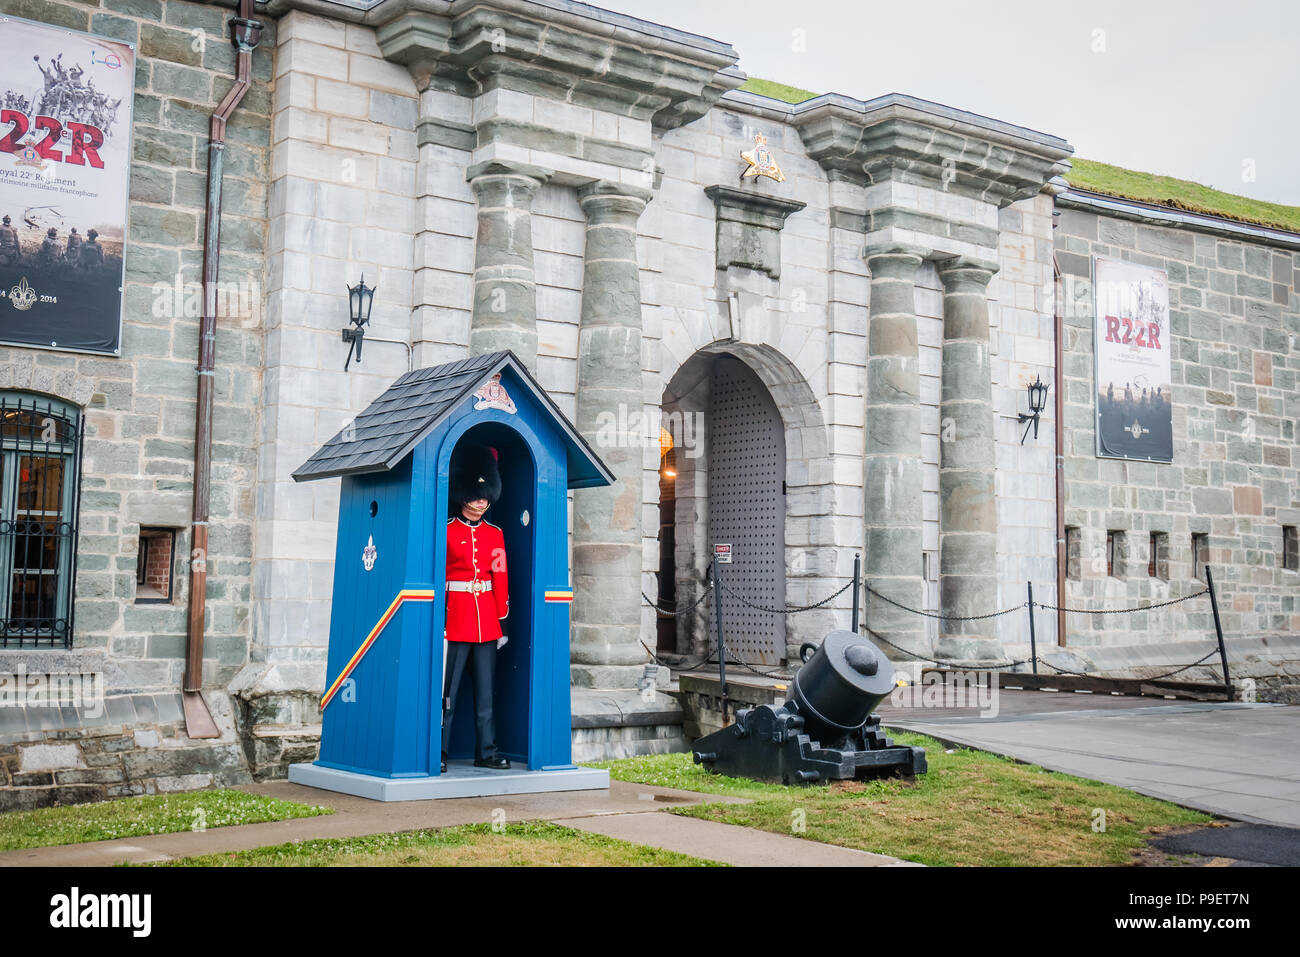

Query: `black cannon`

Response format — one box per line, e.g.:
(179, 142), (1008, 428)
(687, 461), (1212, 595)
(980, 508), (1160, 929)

(692, 631), (927, 784)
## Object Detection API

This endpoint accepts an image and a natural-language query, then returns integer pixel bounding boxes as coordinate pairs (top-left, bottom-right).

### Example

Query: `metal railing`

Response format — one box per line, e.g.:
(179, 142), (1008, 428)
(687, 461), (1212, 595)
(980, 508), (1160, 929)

(0, 395), (83, 648)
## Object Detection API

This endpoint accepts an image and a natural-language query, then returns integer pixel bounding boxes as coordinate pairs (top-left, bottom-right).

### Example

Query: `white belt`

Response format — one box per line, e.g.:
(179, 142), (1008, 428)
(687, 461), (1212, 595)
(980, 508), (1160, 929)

(446, 580), (492, 594)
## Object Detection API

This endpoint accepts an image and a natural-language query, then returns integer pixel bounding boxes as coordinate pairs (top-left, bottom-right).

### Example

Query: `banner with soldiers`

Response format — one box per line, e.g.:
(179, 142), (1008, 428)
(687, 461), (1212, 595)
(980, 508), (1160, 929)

(1093, 256), (1173, 462)
(0, 17), (134, 355)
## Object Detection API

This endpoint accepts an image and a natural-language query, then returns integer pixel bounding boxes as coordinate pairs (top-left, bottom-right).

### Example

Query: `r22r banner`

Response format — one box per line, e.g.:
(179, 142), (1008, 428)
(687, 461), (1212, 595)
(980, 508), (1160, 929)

(1093, 256), (1173, 462)
(0, 16), (134, 356)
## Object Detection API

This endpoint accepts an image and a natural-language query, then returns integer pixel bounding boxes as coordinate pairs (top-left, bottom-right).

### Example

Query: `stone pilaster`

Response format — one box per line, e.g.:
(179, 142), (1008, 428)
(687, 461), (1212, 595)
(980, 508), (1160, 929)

(935, 256), (1002, 661)
(466, 161), (550, 369)
(862, 243), (928, 659)
(570, 180), (652, 688)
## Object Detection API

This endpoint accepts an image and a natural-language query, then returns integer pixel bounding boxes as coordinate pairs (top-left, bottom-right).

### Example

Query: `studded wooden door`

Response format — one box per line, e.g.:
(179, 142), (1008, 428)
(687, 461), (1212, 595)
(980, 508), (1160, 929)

(707, 356), (785, 664)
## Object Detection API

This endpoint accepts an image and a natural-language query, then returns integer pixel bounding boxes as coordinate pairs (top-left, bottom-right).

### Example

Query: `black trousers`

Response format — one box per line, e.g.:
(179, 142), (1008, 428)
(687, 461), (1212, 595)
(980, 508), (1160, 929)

(442, 640), (497, 760)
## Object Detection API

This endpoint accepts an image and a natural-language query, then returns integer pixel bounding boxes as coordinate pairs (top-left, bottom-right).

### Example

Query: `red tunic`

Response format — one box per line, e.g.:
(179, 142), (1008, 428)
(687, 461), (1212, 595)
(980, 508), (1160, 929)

(444, 516), (509, 643)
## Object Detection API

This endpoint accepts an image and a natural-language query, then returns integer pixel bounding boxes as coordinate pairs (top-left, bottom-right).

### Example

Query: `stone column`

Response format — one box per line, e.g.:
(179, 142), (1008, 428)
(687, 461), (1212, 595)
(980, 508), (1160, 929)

(862, 243), (927, 659)
(466, 161), (550, 370)
(570, 181), (652, 688)
(935, 256), (1001, 662)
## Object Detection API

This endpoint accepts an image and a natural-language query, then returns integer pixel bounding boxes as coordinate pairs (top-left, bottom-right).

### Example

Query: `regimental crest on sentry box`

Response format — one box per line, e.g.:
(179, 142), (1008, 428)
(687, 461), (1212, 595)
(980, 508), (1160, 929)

(740, 133), (785, 183)
(472, 373), (517, 414)
(361, 535), (378, 571)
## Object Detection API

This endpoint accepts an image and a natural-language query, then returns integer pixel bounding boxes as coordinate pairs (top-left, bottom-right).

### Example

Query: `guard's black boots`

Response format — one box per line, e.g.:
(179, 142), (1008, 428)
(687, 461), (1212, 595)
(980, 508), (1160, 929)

(474, 755), (510, 769)
(440, 752), (448, 774)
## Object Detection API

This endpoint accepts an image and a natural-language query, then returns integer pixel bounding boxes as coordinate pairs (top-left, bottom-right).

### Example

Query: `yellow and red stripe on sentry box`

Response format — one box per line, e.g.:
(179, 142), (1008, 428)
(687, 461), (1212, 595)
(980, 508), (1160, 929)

(319, 589), (438, 711)
(544, 590), (573, 603)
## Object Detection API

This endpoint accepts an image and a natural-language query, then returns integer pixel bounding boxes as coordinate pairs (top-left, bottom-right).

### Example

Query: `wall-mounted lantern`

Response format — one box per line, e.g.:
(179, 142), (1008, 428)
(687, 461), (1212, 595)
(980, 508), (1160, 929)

(342, 276), (375, 371)
(1018, 374), (1049, 443)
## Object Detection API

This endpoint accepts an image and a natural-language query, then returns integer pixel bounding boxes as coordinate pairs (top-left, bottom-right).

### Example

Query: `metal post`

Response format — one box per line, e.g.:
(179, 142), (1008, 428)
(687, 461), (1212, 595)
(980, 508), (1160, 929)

(711, 554), (728, 713)
(1205, 566), (1231, 699)
(851, 552), (861, 633)
(1027, 581), (1038, 674)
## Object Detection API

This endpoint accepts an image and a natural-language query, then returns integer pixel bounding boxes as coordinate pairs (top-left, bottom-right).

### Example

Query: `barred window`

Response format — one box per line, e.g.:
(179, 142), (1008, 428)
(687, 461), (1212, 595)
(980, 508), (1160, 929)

(0, 394), (82, 648)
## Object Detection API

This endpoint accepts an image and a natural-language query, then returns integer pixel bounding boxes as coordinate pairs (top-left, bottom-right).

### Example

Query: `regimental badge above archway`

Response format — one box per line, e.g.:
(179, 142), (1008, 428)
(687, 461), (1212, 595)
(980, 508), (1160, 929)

(704, 185), (806, 280)
(287, 350), (613, 801)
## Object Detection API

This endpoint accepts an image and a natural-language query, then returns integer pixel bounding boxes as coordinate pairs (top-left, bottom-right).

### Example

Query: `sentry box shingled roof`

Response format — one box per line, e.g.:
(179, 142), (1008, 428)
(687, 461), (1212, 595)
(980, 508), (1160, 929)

(291, 349), (613, 489)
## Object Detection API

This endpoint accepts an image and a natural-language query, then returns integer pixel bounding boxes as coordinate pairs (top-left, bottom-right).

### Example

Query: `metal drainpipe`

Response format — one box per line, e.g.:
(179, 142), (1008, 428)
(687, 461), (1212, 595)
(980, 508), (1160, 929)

(1052, 254), (1067, 647)
(183, 0), (263, 738)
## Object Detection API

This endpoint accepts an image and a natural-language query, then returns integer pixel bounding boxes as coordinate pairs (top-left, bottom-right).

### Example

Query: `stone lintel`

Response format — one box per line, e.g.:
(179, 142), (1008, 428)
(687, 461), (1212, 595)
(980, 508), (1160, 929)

(793, 93), (1072, 207)
(867, 207), (1000, 253)
(473, 117), (653, 181)
(376, 5), (740, 132)
(466, 158), (553, 186)
(417, 115), (476, 152)
(705, 185), (807, 230)
(705, 185), (807, 279)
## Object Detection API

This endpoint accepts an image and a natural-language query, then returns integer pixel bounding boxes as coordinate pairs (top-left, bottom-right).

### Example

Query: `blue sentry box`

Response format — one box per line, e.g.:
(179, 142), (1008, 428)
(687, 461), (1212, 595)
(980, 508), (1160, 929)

(288, 351), (613, 799)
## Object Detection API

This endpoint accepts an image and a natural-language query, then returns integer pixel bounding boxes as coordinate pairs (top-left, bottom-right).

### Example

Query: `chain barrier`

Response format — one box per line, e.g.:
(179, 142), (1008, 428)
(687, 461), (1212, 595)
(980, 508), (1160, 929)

(639, 640), (712, 673)
(864, 583), (1025, 621)
(717, 577), (854, 615)
(639, 640), (793, 680)
(1032, 589), (1209, 615)
(712, 645), (795, 680)
(866, 587), (1225, 685)
(641, 579), (714, 620)
(1128, 648), (1222, 682)
(642, 568), (1225, 689)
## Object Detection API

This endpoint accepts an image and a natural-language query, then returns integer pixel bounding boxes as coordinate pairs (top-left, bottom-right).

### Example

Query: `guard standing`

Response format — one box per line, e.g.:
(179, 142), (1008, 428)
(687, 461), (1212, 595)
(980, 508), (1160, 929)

(442, 445), (511, 772)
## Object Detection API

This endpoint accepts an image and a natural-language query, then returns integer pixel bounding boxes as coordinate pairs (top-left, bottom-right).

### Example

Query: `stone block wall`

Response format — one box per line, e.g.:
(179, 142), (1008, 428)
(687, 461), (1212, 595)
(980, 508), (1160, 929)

(0, 0), (273, 694)
(0, 688), (250, 811)
(0, 0), (279, 800)
(248, 10), (419, 712)
(990, 193), (1060, 647)
(1055, 201), (1300, 649)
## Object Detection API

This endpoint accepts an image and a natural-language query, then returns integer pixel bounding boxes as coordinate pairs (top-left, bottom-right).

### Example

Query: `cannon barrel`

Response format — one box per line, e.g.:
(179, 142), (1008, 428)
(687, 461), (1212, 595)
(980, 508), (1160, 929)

(789, 631), (896, 745)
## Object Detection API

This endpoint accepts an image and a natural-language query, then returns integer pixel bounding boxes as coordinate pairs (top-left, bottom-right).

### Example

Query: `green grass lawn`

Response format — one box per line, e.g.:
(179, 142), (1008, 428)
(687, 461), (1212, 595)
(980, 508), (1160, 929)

(739, 77), (818, 104)
(587, 731), (1212, 866)
(0, 789), (332, 852)
(152, 821), (722, 867)
(1063, 157), (1300, 233)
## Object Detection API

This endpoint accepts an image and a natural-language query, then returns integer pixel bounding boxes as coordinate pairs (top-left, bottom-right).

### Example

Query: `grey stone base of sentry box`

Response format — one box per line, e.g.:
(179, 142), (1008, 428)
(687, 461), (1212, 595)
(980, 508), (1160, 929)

(286, 761), (609, 802)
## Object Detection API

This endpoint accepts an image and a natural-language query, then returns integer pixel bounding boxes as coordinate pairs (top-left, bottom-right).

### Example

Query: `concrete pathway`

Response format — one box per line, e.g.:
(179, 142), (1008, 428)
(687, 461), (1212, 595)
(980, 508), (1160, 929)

(884, 695), (1300, 828)
(558, 810), (915, 867)
(0, 778), (911, 867)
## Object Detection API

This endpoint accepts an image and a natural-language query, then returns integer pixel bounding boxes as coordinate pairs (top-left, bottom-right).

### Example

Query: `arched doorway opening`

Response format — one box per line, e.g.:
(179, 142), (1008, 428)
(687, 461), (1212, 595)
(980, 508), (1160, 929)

(658, 352), (786, 665)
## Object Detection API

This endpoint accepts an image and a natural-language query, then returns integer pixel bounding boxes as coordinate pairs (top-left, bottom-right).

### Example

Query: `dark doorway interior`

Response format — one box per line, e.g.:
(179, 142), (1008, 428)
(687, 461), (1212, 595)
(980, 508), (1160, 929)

(445, 422), (535, 764)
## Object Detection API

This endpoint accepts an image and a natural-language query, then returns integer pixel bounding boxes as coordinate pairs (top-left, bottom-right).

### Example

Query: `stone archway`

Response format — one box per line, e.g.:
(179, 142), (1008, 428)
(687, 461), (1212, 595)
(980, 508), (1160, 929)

(655, 342), (846, 664)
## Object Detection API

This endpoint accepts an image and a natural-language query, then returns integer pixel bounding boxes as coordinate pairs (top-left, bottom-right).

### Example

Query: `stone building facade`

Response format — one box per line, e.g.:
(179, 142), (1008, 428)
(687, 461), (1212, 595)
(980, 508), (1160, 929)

(0, 0), (1295, 807)
(0, 0), (274, 803)
(1054, 193), (1300, 697)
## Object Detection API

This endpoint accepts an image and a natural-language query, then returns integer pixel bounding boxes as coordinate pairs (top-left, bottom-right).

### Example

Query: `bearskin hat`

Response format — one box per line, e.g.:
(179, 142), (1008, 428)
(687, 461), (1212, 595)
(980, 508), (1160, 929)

(450, 445), (501, 507)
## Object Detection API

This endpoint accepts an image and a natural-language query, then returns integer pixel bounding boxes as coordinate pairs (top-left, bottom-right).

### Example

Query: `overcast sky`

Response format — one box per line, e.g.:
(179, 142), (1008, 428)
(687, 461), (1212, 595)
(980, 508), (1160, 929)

(596, 0), (1300, 206)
